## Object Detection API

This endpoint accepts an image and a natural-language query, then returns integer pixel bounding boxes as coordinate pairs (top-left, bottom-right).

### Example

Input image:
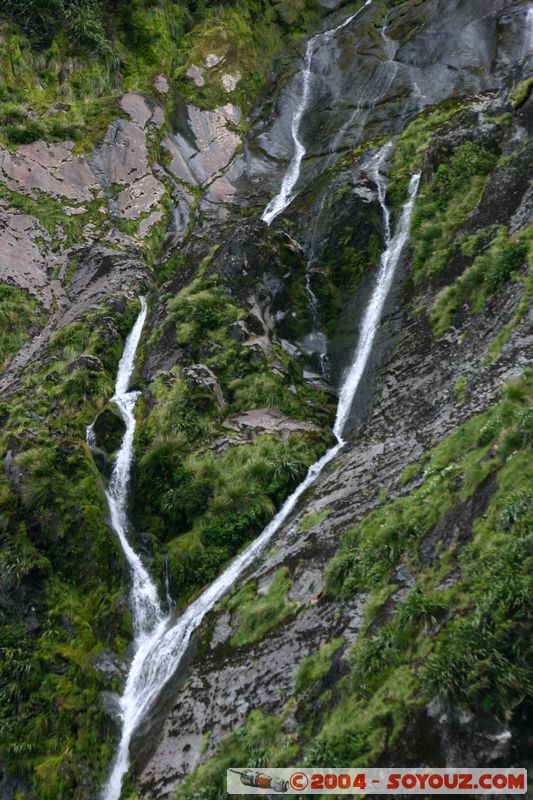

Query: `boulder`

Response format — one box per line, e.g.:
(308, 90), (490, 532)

(182, 364), (226, 408)
(92, 406), (126, 454)
(67, 355), (104, 373)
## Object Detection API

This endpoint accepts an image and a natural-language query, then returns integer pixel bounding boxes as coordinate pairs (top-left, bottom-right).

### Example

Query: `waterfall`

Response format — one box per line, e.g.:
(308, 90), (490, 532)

(87, 297), (168, 800)
(100, 147), (420, 799)
(101, 297), (163, 642)
(334, 148), (420, 436)
(525, 5), (533, 57)
(304, 270), (330, 377)
(261, 0), (374, 225)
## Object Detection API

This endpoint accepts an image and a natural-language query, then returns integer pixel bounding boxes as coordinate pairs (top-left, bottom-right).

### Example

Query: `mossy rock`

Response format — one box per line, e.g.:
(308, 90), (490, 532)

(93, 405), (126, 454)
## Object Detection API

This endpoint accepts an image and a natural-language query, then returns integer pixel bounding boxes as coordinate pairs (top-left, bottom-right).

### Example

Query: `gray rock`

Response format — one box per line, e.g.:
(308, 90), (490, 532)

(185, 65), (205, 87)
(223, 408), (321, 438)
(92, 406), (126, 453)
(182, 364), (226, 408)
(67, 354), (104, 373)
(0, 140), (100, 201)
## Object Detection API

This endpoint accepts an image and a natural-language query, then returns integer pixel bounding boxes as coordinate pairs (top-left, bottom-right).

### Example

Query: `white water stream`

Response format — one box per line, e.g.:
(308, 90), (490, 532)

(261, 0), (374, 225)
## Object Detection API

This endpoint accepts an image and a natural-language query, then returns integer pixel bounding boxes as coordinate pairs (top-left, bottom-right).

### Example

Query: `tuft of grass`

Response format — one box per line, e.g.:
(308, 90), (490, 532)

(0, 284), (43, 366)
(509, 77), (533, 109)
(228, 568), (298, 647)
(298, 508), (328, 532)
(409, 141), (498, 285)
(454, 376), (467, 404)
(431, 225), (532, 336)
(295, 638), (343, 692)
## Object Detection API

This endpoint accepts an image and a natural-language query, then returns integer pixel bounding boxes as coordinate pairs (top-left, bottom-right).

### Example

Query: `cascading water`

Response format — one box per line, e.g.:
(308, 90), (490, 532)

(86, 297), (169, 799)
(98, 296), (163, 642)
(525, 5), (533, 57)
(334, 148), (420, 435)
(261, 0), (374, 226)
(261, 1), (402, 376)
(100, 144), (420, 798)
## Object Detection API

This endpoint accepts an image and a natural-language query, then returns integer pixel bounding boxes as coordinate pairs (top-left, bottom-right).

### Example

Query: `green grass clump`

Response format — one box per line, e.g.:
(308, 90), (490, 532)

(295, 637), (343, 692)
(0, 284), (43, 365)
(509, 76), (533, 109)
(431, 225), (532, 335)
(228, 567), (298, 647)
(298, 507), (328, 531)
(454, 376), (467, 404)
(151, 433), (323, 602)
(409, 140), (498, 284)
(387, 99), (469, 208)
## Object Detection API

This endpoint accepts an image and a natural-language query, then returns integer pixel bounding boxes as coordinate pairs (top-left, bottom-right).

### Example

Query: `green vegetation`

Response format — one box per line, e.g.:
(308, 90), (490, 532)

(228, 567), (298, 647)
(454, 376), (467, 404)
(509, 76), (533, 109)
(178, 708), (299, 800)
(0, 284), (42, 365)
(431, 224), (532, 335)
(0, 184), (108, 248)
(181, 370), (533, 791)
(0, 0), (323, 152)
(313, 223), (383, 337)
(295, 637), (343, 692)
(320, 370), (533, 757)
(0, 0), (184, 150)
(410, 140), (498, 285)
(387, 99), (469, 209)
(298, 507), (328, 531)
(136, 273), (334, 604)
(0, 298), (140, 798)
(174, 0), (320, 114)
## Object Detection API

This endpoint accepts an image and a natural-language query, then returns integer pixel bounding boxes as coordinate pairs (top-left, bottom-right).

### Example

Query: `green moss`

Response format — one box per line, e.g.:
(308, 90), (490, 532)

(298, 507), (328, 531)
(228, 567), (298, 647)
(509, 76), (533, 109)
(295, 637), (343, 691)
(487, 111), (513, 127)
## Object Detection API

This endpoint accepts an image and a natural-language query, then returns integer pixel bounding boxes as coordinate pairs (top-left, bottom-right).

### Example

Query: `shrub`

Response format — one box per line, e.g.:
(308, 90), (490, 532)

(0, 284), (42, 364)
(498, 489), (533, 531)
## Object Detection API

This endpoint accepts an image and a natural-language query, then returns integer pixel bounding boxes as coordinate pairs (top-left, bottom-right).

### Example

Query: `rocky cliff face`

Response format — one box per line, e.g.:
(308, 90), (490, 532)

(0, 1), (531, 799)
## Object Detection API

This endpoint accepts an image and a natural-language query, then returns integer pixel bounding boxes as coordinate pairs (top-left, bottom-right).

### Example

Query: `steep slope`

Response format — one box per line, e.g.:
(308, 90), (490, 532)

(0, 1), (531, 799)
